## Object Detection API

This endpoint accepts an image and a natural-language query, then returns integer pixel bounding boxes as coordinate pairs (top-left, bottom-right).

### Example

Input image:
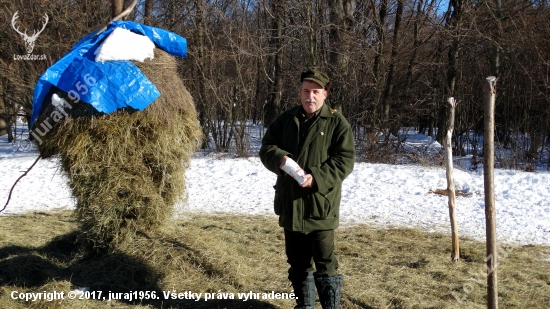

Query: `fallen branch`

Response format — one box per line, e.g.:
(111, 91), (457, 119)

(1, 155), (41, 214)
(430, 188), (473, 197)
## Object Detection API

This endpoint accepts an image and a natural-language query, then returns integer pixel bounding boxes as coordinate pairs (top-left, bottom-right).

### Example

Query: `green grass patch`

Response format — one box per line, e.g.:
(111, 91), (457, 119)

(1, 211), (549, 308)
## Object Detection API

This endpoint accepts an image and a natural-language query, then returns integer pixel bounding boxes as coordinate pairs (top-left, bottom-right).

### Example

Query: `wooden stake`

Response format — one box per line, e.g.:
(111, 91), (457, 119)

(484, 76), (498, 309)
(445, 97), (459, 262)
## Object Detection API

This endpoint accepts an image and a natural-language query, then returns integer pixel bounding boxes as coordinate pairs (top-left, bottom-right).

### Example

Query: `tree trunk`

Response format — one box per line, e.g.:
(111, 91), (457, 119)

(305, 1), (316, 67)
(372, 0), (388, 124)
(382, 0), (403, 123)
(437, 0), (464, 145)
(328, 0), (352, 113)
(194, 0), (209, 149)
(144, 0), (153, 25)
(445, 97), (459, 262)
(491, 0), (503, 77)
(484, 76), (498, 309)
(112, 0), (124, 18)
(264, 0), (285, 127)
(0, 114), (13, 143)
(427, 37), (445, 138)
(404, 0), (422, 90)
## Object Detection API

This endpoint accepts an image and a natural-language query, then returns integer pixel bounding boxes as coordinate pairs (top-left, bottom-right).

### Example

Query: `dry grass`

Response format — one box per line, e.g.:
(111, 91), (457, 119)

(0, 211), (549, 309)
(34, 49), (202, 251)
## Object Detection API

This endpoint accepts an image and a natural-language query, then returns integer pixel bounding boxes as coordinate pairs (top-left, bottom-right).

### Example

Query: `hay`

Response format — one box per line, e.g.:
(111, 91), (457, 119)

(36, 49), (203, 250)
(3, 211), (550, 309)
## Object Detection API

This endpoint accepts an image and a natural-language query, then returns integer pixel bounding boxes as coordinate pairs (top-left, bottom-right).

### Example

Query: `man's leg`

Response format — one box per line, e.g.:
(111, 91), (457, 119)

(310, 230), (343, 309)
(284, 229), (316, 309)
(309, 229), (338, 277)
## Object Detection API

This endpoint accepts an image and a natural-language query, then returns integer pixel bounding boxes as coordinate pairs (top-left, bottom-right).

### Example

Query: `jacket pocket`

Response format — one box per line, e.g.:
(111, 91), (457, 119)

(309, 187), (336, 219)
(273, 180), (288, 216)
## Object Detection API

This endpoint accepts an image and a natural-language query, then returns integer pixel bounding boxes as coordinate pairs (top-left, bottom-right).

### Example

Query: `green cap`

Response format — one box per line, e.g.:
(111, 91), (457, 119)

(301, 69), (330, 89)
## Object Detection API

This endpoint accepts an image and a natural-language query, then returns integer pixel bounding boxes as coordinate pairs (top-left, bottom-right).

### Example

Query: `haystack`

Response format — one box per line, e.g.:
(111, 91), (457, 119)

(36, 49), (202, 250)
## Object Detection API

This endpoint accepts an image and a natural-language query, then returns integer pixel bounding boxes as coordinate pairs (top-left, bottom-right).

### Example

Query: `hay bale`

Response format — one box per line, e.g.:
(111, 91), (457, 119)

(37, 49), (202, 250)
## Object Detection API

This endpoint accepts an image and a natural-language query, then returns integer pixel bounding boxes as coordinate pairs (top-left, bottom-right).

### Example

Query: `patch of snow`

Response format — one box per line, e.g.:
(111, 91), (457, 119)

(95, 27), (155, 63)
(1, 123), (549, 246)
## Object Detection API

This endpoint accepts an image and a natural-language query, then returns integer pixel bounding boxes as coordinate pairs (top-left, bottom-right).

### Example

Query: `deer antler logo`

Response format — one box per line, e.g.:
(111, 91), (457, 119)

(11, 11), (49, 54)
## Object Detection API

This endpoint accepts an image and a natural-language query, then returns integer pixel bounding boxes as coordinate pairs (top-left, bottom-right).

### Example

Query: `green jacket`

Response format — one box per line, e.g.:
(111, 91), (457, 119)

(259, 104), (355, 233)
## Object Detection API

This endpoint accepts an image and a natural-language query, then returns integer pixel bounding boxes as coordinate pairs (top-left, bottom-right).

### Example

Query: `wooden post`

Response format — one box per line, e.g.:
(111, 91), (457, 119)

(445, 97), (459, 262)
(484, 76), (498, 309)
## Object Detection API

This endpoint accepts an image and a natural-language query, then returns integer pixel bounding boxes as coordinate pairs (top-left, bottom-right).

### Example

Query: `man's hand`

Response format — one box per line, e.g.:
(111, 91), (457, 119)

(280, 156), (314, 187)
(279, 156), (289, 169)
(300, 174), (315, 188)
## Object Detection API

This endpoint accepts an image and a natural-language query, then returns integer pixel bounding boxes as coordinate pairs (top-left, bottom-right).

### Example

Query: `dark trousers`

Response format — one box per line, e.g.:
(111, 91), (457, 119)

(284, 229), (339, 278)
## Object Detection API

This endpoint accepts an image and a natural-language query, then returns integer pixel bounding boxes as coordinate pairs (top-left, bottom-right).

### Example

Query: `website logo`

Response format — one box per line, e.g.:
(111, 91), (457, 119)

(11, 11), (48, 60)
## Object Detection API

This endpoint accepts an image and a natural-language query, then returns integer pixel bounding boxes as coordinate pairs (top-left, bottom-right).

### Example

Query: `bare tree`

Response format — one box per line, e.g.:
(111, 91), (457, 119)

(264, 0), (285, 126)
(144, 0), (154, 25)
(436, 0), (468, 145)
(381, 0), (403, 125)
(193, 0), (210, 148)
(0, 0), (549, 167)
(371, 0), (388, 125)
(327, 0), (353, 113)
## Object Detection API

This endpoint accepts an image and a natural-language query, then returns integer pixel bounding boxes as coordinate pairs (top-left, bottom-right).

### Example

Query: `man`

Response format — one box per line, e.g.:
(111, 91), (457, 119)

(259, 69), (355, 309)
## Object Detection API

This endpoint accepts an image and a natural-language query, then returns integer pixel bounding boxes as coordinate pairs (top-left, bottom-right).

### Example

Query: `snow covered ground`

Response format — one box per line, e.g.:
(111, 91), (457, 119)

(1, 123), (549, 246)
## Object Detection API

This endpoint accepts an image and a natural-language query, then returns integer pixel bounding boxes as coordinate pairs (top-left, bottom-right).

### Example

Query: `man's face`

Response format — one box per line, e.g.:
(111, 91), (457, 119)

(300, 80), (327, 117)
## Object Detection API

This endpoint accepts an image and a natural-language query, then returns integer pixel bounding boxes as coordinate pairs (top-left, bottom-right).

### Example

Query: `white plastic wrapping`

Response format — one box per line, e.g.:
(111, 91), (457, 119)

(281, 158), (307, 184)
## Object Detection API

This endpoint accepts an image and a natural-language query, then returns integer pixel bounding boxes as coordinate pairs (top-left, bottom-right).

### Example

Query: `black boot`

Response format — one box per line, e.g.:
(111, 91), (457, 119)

(289, 271), (316, 309)
(315, 274), (343, 309)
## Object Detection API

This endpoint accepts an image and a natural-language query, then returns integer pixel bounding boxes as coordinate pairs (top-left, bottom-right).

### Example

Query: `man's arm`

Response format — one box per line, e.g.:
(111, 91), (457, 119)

(259, 117), (291, 177)
(308, 117), (355, 193)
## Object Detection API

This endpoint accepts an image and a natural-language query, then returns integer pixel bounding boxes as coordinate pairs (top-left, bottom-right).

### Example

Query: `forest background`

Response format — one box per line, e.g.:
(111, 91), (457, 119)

(1, 0), (549, 169)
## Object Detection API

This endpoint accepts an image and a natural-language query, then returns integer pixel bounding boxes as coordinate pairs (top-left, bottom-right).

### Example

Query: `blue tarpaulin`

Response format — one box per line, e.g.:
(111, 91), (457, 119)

(31, 21), (188, 125)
